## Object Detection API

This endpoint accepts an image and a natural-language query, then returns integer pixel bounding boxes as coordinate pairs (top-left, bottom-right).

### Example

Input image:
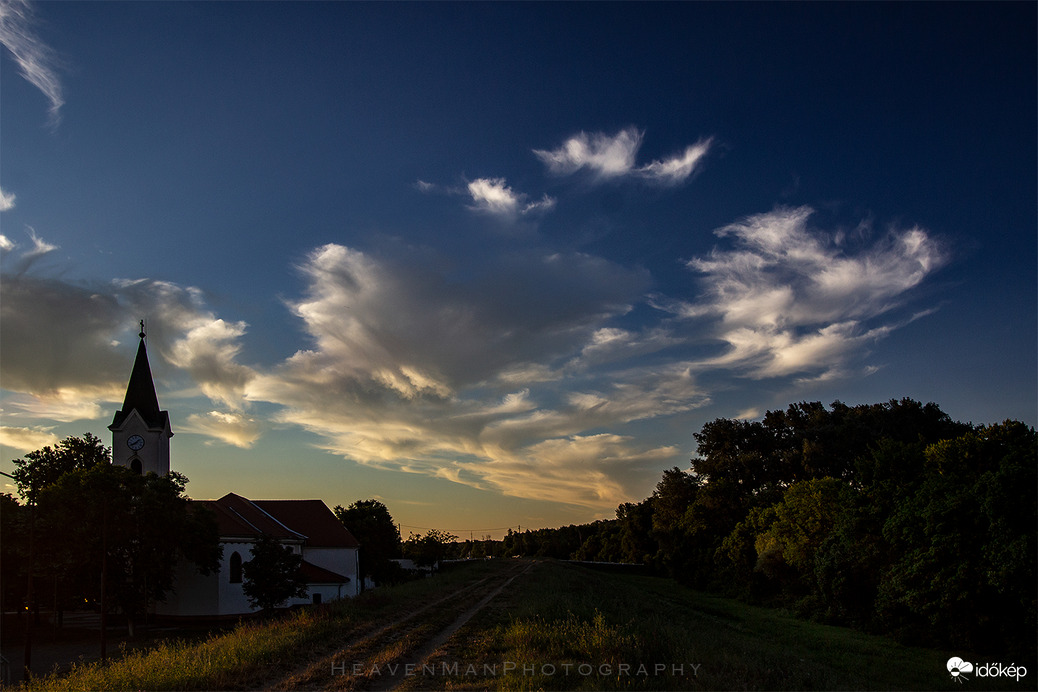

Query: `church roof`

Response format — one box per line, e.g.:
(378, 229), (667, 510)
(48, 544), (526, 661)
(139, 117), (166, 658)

(110, 335), (171, 431)
(297, 559), (350, 584)
(205, 493), (360, 549)
(253, 499), (361, 548)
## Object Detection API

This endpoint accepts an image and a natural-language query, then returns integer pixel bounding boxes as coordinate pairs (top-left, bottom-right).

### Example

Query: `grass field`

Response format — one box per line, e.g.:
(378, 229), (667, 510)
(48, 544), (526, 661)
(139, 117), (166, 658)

(21, 560), (1029, 691)
(407, 561), (994, 691)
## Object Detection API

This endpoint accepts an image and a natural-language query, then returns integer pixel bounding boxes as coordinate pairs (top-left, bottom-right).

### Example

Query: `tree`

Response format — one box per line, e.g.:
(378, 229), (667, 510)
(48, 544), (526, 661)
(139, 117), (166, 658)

(877, 422), (1037, 654)
(241, 533), (308, 612)
(10, 433), (109, 503)
(616, 499), (656, 564)
(748, 477), (848, 601)
(0, 494), (28, 613)
(403, 528), (458, 568)
(333, 499), (402, 586)
(37, 464), (221, 636)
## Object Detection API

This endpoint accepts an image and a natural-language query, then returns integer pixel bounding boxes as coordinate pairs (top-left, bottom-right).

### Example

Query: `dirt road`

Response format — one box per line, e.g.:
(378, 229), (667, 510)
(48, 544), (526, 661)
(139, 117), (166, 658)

(267, 560), (535, 691)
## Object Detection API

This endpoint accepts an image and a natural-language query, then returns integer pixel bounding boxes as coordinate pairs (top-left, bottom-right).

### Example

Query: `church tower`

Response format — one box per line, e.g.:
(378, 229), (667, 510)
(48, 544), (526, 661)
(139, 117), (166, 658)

(109, 323), (172, 475)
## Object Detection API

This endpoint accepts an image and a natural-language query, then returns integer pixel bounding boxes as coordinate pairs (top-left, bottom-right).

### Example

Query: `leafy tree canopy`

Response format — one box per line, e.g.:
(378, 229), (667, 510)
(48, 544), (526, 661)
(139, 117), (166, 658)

(11, 432), (109, 503)
(334, 499), (401, 584)
(241, 533), (308, 612)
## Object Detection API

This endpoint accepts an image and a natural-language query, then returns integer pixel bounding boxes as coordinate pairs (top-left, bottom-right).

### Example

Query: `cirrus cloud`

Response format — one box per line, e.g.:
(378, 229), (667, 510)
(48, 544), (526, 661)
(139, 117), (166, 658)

(656, 205), (947, 380)
(467, 178), (556, 217)
(0, 0), (64, 125)
(533, 127), (713, 185)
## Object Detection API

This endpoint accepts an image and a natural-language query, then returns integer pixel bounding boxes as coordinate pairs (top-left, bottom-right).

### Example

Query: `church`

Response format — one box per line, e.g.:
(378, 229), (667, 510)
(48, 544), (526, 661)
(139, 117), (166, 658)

(108, 326), (361, 616)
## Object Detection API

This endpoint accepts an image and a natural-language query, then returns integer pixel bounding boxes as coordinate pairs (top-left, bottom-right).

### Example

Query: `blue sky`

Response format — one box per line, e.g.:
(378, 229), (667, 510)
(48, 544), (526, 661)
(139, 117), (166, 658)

(2, 1), (1035, 535)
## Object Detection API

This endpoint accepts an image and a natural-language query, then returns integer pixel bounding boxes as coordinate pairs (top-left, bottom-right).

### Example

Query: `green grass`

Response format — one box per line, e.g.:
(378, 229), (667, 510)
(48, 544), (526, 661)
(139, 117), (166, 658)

(22, 560), (508, 691)
(23, 560), (1029, 690)
(423, 561), (1019, 691)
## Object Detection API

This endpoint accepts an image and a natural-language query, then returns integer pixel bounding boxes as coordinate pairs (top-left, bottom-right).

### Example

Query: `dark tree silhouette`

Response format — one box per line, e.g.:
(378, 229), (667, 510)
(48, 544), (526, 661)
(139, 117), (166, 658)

(334, 499), (402, 586)
(241, 533), (308, 612)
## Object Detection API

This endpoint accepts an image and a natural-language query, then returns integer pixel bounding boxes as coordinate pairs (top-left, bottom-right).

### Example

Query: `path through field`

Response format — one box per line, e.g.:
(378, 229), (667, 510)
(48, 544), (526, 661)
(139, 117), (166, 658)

(268, 560), (535, 691)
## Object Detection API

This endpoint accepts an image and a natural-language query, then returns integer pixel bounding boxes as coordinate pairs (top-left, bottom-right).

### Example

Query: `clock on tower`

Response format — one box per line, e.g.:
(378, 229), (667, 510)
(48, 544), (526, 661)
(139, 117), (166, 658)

(109, 323), (173, 475)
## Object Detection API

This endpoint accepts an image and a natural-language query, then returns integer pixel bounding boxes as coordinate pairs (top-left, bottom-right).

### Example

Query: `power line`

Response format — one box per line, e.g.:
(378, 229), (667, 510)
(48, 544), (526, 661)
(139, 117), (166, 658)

(398, 523), (519, 534)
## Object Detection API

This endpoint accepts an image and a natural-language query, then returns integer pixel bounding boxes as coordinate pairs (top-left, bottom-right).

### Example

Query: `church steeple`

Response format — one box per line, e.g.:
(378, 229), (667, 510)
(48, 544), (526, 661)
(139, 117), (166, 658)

(109, 322), (173, 475)
(113, 322), (163, 429)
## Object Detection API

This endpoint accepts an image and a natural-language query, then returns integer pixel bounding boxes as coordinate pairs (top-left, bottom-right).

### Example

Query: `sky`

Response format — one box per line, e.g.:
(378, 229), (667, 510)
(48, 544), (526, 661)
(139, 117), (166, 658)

(1, 1), (1035, 537)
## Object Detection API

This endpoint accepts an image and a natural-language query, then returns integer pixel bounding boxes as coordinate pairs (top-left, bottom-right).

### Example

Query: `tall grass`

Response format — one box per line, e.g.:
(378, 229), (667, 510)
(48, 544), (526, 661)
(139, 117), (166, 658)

(26, 608), (333, 691)
(21, 560), (507, 691)
(431, 562), (980, 691)
(26, 561), (1018, 691)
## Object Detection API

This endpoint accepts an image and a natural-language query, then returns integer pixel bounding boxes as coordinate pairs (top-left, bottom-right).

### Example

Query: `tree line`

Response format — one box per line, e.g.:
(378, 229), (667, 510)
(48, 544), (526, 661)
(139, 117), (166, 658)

(4, 398), (1034, 661)
(438, 400), (1036, 657)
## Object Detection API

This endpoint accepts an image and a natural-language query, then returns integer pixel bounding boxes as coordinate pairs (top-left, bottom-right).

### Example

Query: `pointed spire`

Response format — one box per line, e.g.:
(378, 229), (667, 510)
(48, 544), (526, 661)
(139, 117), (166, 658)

(111, 323), (167, 430)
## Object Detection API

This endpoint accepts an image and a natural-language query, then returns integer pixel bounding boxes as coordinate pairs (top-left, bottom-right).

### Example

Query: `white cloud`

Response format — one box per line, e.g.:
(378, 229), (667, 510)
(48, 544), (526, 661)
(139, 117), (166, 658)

(466, 177), (555, 217)
(0, 187), (15, 211)
(534, 128), (643, 178)
(0, 425), (59, 453)
(533, 127), (712, 185)
(0, 0), (64, 125)
(635, 138), (713, 185)
(1, 389), (112, 421)
(0, 201), (945, 511)
(183, 411), (262, 448)
(667, 206), (946, 379)
(0, 235), (14, 251)
(24, 227), (57, 258)
(467, 178), (521, 215)
(239, 242), (689, 509)
(167, 318), (256, 410)
(734, 407), (761, 420)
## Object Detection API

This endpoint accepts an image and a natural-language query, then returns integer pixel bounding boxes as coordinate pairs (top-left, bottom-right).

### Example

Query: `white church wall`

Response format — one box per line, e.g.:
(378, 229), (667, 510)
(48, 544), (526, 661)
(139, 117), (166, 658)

(218, 541), (258, 616)
(292, 583), (343, 606)
(303, 547), (361, 597)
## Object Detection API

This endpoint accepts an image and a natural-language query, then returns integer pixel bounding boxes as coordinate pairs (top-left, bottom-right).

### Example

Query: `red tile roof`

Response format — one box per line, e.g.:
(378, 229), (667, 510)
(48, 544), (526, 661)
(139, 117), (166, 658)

(254, 499), (360, 548)
(202, 493), (359, 549)
(298, 559), (350, 584)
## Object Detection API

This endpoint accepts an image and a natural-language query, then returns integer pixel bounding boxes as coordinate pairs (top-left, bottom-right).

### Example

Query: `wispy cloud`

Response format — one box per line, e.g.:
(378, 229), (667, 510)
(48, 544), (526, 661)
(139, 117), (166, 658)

(0, 227), (60, 272)
(635, 138), (713, 185)
(25, 227), (57, 257)
(183, 411), (262, 448)
(240, 242), (677, 509)
(533, 127), (712, 185)
(534, 128), (643, 178)
(466, 178), (556, 217)
(0, 0), (64, 125)
(0, 187), (15, 211)
(0, 203), (946, 509)
(166, 317), (255, 410)
(0, 425), (59, 454)
(657, 205), (946, 379)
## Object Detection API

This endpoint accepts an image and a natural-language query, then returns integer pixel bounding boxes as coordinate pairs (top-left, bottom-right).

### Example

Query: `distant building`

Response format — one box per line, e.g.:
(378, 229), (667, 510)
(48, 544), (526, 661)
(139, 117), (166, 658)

(110, 326), (361, 616)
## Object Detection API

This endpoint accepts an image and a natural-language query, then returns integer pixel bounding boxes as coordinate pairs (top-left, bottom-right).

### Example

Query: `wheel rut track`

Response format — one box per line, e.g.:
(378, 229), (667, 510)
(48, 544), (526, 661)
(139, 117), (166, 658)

(265, 561), (535, 691)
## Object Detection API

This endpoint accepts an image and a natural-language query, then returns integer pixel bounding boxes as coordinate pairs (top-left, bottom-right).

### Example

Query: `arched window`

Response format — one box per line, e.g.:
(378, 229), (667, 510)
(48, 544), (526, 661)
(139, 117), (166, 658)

(229, 552), (242, 584)
(130, 458), (143, 475)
